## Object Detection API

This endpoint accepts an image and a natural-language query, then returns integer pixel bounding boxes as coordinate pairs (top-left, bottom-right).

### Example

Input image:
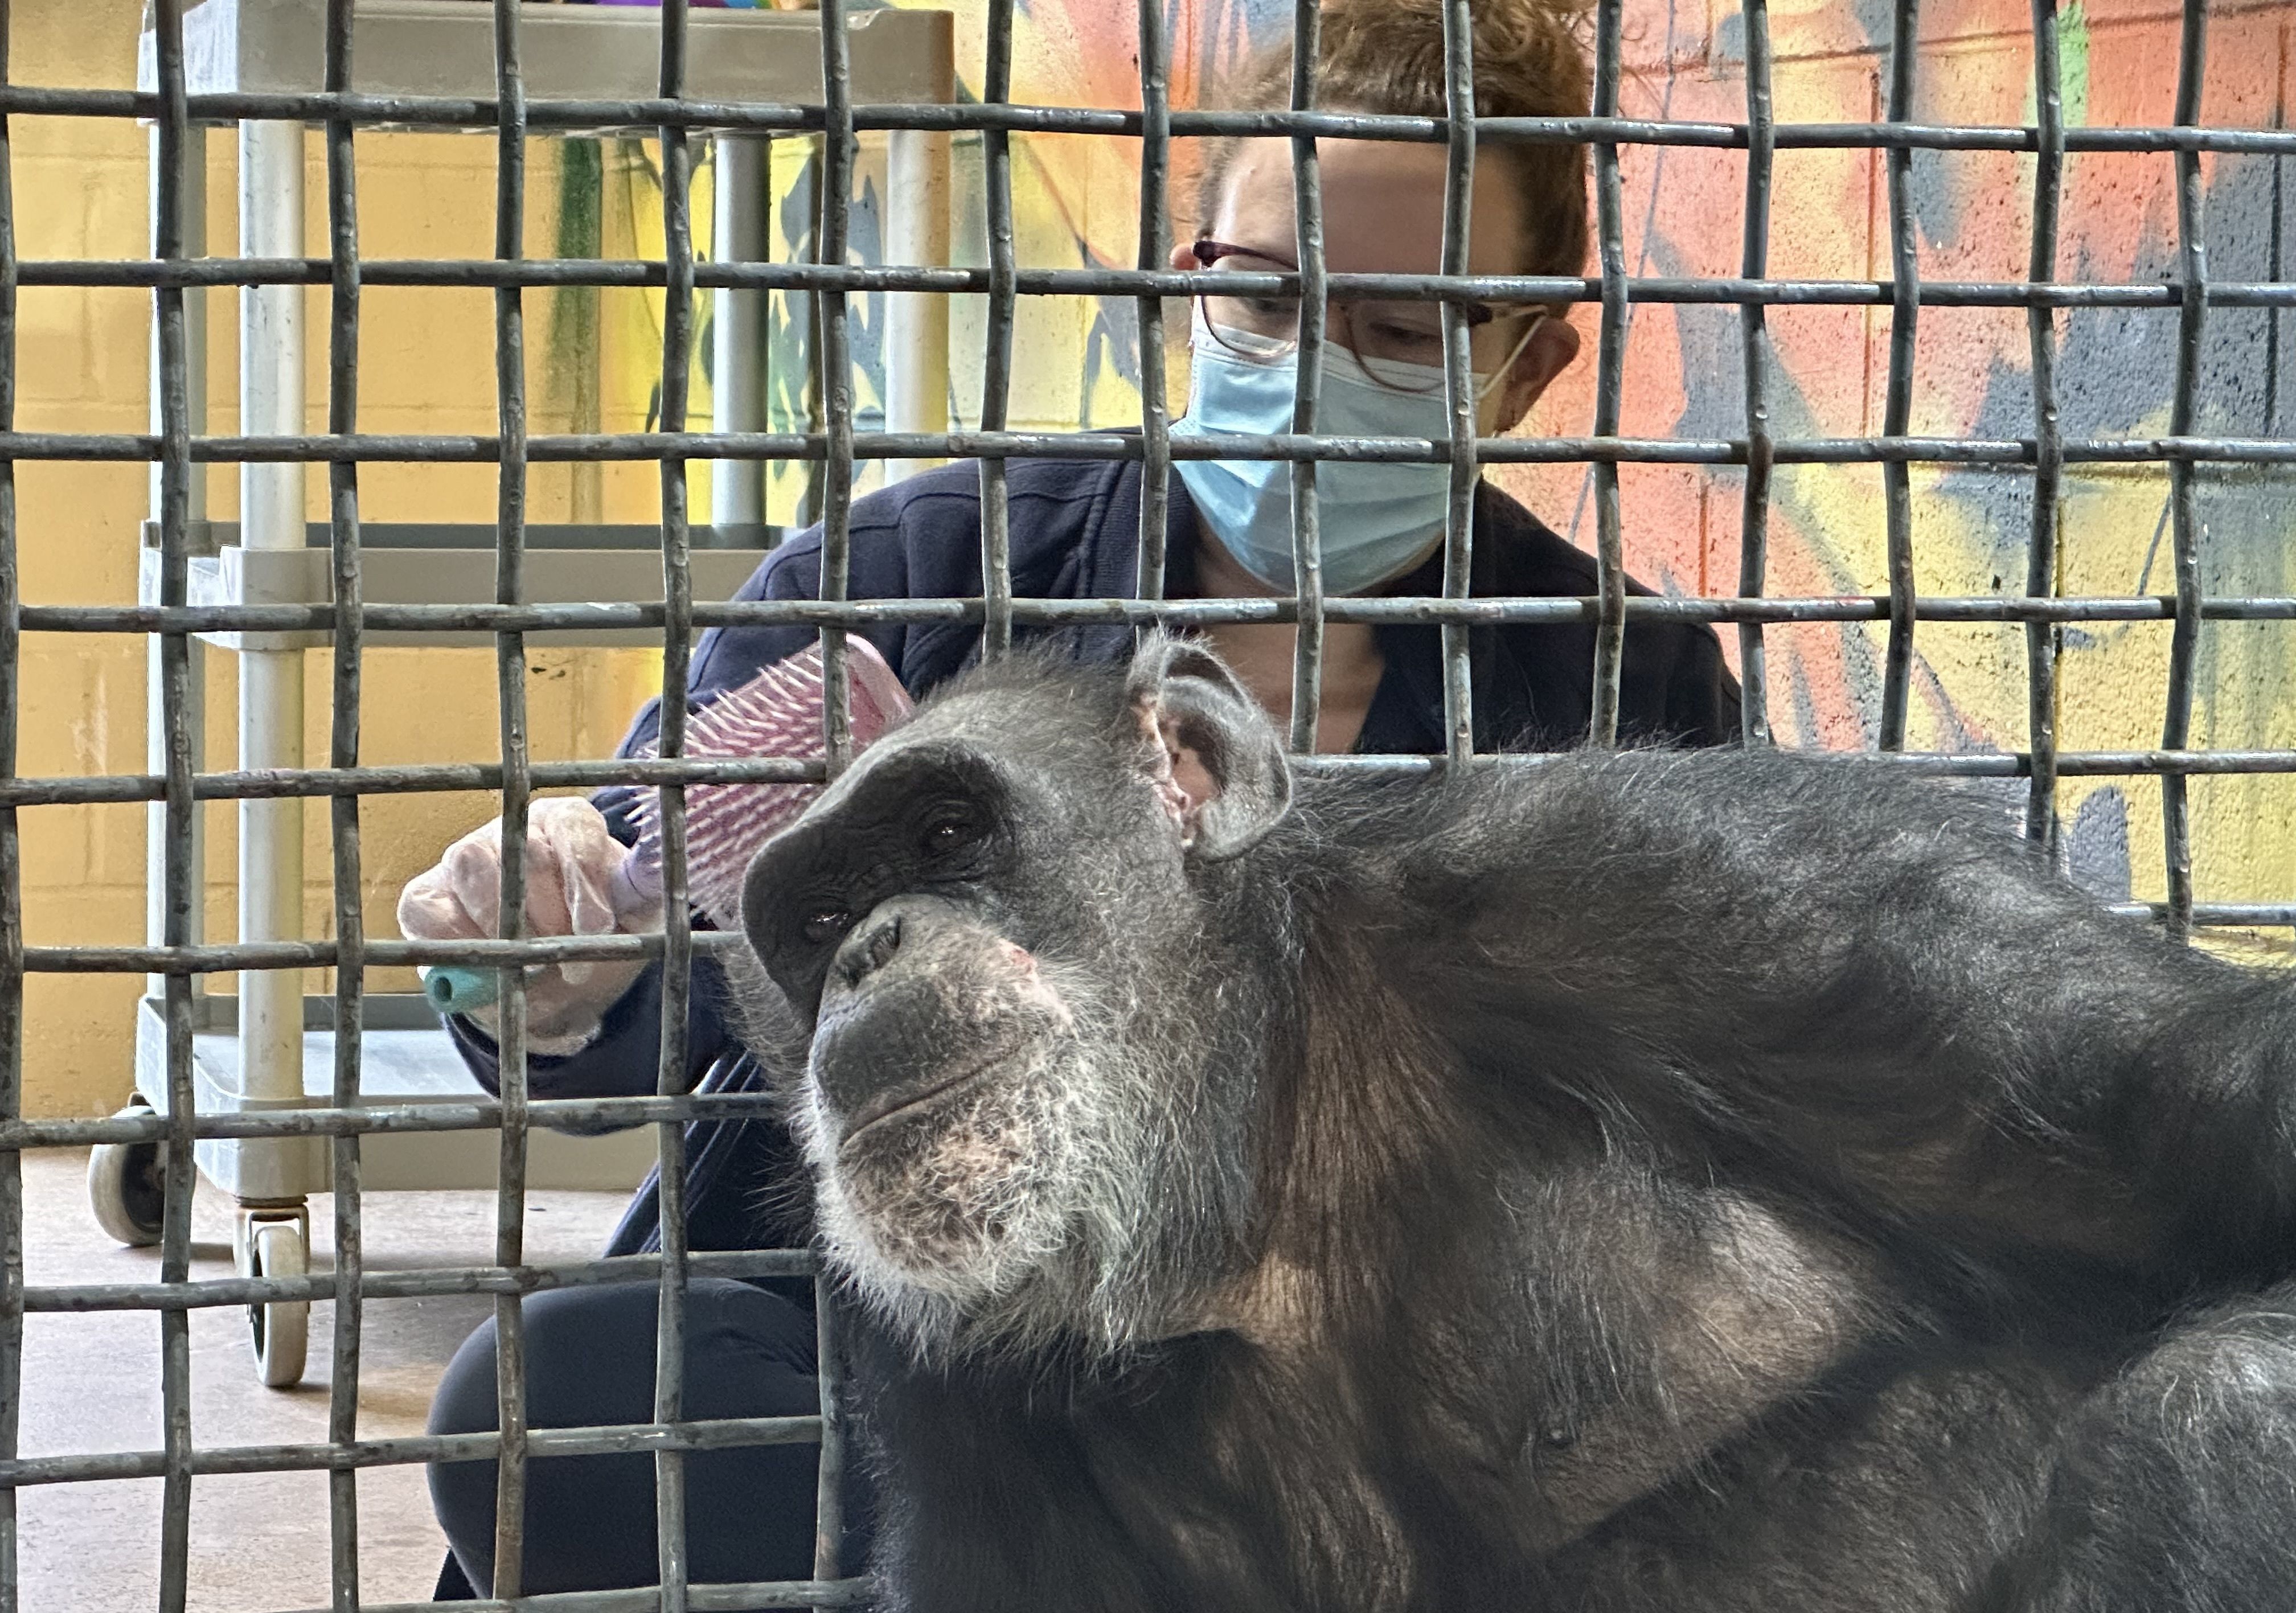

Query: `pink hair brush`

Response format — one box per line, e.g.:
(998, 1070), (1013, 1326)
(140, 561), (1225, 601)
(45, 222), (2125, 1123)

(619, 635), (913, 926)
(423, 637), (913, 1016)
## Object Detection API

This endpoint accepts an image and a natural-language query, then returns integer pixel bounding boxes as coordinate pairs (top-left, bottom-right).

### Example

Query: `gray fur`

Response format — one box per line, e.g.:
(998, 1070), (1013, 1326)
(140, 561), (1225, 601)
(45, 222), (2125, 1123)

(731, 635), (2296, 1612)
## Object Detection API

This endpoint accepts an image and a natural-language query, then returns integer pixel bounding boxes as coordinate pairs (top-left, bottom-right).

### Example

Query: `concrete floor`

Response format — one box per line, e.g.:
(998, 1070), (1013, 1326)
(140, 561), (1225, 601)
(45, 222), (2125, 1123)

(15, 1148), (630, 1612)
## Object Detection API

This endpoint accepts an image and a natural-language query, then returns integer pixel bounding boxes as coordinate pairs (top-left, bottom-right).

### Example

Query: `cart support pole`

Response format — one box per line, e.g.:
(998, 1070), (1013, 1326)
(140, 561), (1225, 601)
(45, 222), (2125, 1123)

(236, 118), (308, 1130)
(883, 128), (950, 483)
(711, 134), (770, 526)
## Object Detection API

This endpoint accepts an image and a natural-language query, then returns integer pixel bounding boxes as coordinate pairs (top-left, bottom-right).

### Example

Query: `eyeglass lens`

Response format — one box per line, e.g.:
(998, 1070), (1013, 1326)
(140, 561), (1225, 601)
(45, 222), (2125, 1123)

(1196, 257), (1523, 395)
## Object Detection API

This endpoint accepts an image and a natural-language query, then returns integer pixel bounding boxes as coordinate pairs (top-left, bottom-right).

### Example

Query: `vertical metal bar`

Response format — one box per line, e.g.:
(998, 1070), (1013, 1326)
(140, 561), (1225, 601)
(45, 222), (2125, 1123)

(0, 0), (20, 1600)
(1588, 0), (1629, 746)
(977, 0), (1017, 662)
(814, 0), (859, 1578)
(811, 1285), (850, 1586)
(1133, 0), (1172, 605)
(149, 4), (199, 1609)
(1877, 0), (1922, 750)
(486, 0), (534, 1596)
(1736, 0), (1777, 745)
(653, 3), (696, 1606)
(1286, 0), (1326, 754)
(2162, 0), (2210, 940)
(321, 2), (364, 1607)
(1437, 0), (1478, 765)
(2024, 0), (2067, 846)
(815, 0), (856, 767)
(145, 121), (204, 1007)
(145, 125), (207, 536)
(794, 146), (827, 539)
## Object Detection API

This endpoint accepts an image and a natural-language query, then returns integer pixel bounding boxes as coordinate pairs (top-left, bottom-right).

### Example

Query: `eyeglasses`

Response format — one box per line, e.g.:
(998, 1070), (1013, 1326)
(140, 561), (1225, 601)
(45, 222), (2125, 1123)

(1188, 238), (1538, 397)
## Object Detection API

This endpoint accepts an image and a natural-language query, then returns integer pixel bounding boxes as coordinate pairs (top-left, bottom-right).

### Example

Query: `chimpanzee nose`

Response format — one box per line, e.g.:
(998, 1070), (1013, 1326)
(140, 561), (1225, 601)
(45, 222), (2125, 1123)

(835, 910), (904, 988)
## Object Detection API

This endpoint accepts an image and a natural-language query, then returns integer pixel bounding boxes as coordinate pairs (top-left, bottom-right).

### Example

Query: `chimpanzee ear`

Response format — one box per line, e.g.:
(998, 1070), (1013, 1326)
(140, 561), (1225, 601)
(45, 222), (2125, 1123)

(1124, 633), (1292, 861)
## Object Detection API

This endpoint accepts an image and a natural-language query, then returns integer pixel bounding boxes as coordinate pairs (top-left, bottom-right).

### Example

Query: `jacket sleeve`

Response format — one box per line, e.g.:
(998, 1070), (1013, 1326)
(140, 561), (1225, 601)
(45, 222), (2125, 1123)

(442, 951), (737, 1122)
(436, 623), (797, 1113)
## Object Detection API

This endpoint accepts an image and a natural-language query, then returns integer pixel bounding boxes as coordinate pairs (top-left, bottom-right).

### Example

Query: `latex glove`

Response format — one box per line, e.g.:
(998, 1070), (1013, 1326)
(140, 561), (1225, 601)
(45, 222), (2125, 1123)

(396, 797), (663, 1056)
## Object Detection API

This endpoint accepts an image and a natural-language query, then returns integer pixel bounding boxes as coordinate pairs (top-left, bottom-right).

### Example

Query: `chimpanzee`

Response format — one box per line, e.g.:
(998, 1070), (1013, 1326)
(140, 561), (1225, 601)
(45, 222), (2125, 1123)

(729, 633), (2296, 1613)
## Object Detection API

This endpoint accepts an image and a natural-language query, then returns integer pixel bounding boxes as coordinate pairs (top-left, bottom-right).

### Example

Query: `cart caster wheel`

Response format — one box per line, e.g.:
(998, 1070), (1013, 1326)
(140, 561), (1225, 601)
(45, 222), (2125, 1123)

(244, 1220), (310, 1389)
(87, 1099), (167, 1247)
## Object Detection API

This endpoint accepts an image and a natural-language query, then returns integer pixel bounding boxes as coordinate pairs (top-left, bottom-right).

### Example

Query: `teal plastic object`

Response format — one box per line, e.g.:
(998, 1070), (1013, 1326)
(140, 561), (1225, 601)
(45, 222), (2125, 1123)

(423, 964), (502, 1016)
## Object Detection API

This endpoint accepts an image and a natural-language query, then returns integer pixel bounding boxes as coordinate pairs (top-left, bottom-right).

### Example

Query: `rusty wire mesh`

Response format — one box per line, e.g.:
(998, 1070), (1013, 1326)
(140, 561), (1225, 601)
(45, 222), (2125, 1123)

(1, 0), (2293, 1606)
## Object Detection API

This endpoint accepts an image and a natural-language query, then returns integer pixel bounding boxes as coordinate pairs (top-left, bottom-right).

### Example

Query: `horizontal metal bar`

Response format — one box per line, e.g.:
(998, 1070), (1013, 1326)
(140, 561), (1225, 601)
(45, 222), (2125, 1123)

(1870, 749), (2296, 775)
(22, 255), (2296, 314)
(1, 1088), (791, 1150)
(0, 756), (825, 807)
(0, 1411), (822, 1489)
(280, 1579), (868, 1613)
(7, 80), (2296, 157)
(24, 932), (747, 974)
(24, 1247), (812, 1313)
(9, 730), (2296, 814)
(13, 599), (977, 635)
(15, 428), (2296, 469)
(1296, 753), (2296, 796)
(15, 592), (2296, 655)
(2, 754), (2286, 949)
(2106, 902), (2296, 925)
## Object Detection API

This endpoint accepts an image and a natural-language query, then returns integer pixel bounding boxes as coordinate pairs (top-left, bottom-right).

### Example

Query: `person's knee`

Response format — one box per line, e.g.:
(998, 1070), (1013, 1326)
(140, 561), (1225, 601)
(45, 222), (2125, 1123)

(425, 1280), (851, 1594)
(428, 1311), (505, 1440)
(429, 1283), (675, 1440)
(428, 1284), (672, 1590)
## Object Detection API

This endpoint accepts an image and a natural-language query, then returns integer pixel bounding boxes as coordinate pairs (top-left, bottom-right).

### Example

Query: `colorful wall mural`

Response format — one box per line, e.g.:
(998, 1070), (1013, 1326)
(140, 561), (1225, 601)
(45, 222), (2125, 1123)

(552, 0), (2296, 931)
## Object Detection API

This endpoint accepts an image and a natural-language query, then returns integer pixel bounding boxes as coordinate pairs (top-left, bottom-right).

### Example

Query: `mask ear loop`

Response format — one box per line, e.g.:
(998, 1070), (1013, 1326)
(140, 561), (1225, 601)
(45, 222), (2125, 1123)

(1470, 311), (1551, 411)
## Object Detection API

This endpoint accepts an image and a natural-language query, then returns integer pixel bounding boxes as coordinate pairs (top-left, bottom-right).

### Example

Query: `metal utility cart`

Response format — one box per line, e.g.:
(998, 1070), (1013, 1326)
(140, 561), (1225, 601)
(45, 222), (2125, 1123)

(92, 0), (956, 1386)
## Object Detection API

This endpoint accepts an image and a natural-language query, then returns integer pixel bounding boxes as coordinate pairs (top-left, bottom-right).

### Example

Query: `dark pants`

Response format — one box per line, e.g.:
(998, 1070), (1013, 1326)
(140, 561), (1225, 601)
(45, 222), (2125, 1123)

(427, 1278), (868, 1599)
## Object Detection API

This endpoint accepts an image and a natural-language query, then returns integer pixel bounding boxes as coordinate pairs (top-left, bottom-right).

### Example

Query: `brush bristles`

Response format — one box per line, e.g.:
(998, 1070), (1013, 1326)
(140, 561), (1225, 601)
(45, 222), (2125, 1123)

(626, 639), (913, 929)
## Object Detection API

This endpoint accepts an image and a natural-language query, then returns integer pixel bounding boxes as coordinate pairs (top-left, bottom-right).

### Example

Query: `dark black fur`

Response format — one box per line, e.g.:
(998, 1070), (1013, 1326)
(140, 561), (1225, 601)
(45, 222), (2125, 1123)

(735, 637), (2296, 1613)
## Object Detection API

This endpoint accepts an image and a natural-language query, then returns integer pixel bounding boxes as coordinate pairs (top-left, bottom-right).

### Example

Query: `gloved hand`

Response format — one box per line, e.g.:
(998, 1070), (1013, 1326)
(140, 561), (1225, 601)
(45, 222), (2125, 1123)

(396, 797), (663, 1056)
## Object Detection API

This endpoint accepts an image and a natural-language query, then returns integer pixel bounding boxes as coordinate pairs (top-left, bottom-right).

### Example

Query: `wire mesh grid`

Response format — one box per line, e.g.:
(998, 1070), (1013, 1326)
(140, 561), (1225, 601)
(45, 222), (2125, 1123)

(0, 0), (2292, 1606)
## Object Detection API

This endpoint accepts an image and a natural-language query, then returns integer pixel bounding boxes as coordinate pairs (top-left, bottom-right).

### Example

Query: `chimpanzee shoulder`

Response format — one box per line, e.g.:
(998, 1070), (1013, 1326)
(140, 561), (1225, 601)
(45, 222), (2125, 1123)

(745, 641), (2296, 1613)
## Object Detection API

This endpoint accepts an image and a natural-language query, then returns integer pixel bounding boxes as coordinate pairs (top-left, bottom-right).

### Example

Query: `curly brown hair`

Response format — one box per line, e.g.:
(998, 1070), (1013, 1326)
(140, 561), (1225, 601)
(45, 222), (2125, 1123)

(1192, 0), (1593, 316)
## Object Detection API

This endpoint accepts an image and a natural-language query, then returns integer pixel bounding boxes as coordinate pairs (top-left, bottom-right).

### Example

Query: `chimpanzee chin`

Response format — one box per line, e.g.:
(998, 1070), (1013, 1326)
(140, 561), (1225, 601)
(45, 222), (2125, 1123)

(740, 637), (1290, 1360)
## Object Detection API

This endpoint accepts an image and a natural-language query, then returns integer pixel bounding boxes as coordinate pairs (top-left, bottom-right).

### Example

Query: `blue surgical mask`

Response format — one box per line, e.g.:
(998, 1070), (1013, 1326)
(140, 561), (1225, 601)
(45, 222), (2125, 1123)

(1171, 312), (1543, 594)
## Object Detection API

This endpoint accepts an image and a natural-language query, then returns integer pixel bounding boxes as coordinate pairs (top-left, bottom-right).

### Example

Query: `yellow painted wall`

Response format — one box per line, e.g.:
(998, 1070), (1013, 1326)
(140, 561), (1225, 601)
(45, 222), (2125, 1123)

(10, 0), (670, 1117)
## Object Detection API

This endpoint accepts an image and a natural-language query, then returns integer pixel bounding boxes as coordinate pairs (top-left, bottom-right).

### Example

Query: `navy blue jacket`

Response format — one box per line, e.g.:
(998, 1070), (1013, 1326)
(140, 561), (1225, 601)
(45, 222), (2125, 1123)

(445, 454), (1741, 1262)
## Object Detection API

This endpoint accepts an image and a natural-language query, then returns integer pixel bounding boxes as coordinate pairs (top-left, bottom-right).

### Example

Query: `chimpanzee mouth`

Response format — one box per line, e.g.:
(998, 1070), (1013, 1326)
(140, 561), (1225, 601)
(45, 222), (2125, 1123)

(838, 1042), (1024, 1148)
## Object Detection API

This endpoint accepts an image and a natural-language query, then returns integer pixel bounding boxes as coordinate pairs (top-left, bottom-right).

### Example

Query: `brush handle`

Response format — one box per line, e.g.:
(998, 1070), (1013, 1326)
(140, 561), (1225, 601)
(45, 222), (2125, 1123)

(425, 843), (662, 1018)
(427, 640), (908, 1020)
(610, 846), (664, 921)
(423, 963), (510, 1016)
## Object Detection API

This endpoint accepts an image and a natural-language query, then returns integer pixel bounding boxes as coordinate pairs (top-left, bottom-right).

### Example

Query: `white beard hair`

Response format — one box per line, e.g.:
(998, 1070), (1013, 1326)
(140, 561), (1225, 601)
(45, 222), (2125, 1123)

(798, 953), (1194, 1363)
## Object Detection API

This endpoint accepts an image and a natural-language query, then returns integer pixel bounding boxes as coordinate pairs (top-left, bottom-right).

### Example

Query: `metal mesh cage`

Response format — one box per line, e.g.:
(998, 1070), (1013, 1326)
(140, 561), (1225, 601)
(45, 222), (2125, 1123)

(1, 0), (2292, 1606)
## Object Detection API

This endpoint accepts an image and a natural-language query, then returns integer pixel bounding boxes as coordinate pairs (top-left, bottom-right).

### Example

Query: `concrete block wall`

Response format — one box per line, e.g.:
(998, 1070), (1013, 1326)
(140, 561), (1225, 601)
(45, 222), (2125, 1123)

(10, 0), (666, 1117)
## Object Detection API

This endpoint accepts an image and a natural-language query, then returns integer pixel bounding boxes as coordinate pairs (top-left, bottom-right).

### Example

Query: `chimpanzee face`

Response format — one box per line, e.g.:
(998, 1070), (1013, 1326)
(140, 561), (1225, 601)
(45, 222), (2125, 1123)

(741, 639), (1292, 1352)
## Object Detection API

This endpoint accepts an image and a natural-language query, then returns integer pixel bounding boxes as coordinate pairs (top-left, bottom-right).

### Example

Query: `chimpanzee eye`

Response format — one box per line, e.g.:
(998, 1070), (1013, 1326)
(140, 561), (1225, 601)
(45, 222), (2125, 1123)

(920, 811), (982, 859)
(801, 907), (851, 946)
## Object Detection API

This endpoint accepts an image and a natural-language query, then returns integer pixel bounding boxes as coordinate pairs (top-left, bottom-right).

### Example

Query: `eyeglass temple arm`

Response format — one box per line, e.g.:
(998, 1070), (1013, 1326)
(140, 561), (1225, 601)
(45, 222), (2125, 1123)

(1192, 239), (1510, 329)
